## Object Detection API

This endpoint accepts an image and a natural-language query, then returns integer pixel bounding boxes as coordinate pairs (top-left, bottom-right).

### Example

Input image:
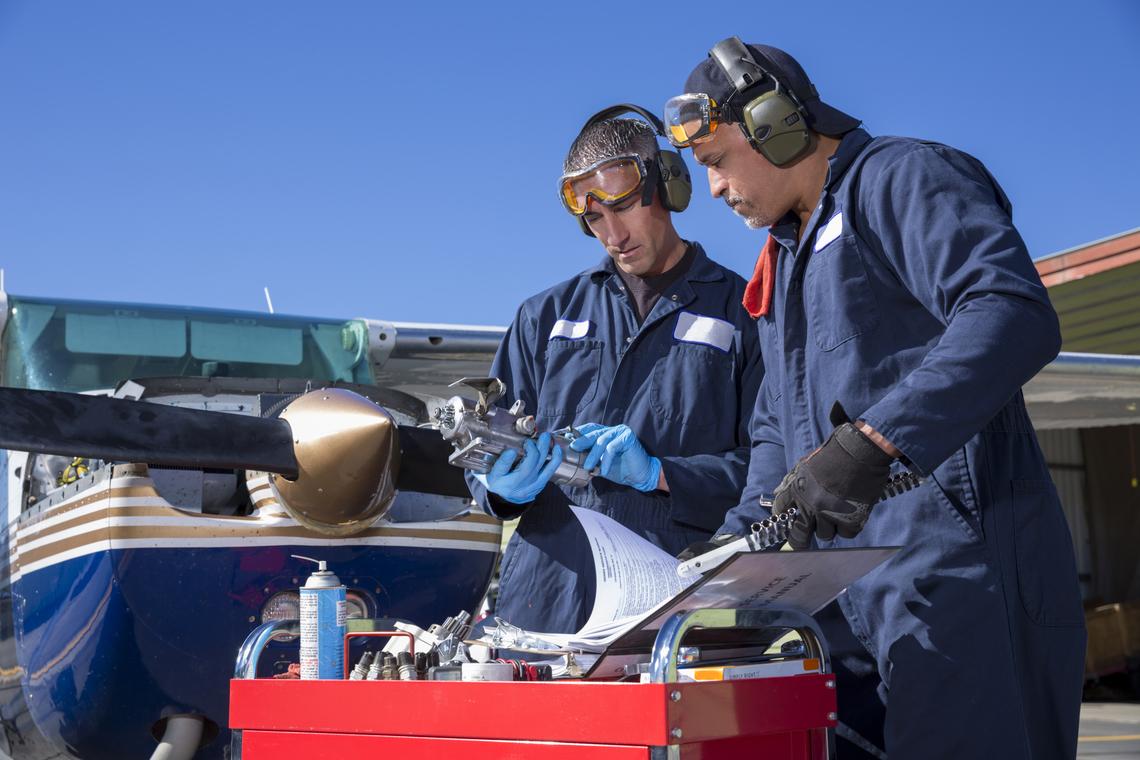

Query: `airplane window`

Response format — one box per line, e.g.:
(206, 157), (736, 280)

(189, 321), (303, 365)
(64, 312), (186, 357)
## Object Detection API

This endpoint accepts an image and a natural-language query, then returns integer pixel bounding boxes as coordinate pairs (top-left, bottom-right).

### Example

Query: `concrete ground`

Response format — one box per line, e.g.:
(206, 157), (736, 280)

(1080, 703), (1140, 759)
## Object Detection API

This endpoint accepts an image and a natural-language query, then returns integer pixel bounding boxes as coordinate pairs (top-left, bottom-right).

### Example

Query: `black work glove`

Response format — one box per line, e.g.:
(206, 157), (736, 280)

(773, 419), (894, 549)
(676, 533), (740, 562)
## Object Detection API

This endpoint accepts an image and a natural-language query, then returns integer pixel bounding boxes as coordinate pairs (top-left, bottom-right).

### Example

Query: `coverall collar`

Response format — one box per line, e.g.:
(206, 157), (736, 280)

(824, 128), (873, 191)
(770, 128), (874, 254)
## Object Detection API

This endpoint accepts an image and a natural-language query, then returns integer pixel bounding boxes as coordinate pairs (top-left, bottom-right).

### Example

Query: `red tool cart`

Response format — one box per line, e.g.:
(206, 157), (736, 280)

(229, 607), (838, 759)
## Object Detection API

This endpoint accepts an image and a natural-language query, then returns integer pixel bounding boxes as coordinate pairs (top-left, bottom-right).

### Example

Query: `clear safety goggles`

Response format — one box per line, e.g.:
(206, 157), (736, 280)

(558, 154), (648, 216)
(663, 93), (727, 148)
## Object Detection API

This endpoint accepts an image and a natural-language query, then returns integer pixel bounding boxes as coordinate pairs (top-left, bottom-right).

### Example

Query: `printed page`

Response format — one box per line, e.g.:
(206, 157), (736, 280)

(573, 506), (695, 634)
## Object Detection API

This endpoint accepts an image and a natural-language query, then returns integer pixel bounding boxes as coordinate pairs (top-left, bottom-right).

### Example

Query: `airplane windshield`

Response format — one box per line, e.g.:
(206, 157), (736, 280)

(2, 296), (375, 392)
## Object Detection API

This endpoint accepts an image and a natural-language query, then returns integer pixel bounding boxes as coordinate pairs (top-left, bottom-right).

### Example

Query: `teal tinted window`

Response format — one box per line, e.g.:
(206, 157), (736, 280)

(190, 321), (303, 365)
(65, 312), (186, 357)
(2, 297), (375, 392)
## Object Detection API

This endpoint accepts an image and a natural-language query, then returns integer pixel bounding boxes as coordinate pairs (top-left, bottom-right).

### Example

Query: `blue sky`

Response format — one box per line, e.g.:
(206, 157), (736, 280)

(0, 1), (1137, 326)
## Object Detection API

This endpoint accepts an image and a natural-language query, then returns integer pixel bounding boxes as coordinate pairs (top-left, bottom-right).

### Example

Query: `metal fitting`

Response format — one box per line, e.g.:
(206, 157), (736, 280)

(380, 652), (397, 680)
(350, 651), (375, 680)
(397, 651), (417, 681)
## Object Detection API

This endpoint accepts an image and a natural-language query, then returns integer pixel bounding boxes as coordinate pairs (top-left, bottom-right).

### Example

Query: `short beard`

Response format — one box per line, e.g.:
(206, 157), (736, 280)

(728, 196), (772, 229)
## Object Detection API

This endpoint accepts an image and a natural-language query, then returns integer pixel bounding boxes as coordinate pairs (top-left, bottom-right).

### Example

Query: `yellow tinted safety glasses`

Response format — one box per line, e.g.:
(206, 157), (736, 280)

(663, 93), (726, 148)
(559, 154), (648, 216)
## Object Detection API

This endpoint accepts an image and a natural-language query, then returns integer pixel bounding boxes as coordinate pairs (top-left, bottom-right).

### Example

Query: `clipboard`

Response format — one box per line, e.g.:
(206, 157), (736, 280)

(583, 546), (898, 679)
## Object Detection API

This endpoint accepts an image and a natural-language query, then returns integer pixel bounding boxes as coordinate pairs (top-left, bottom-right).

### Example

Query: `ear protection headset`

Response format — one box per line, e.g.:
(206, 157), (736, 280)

(571, 103), (692, 237)
(709, 37), (813, 166)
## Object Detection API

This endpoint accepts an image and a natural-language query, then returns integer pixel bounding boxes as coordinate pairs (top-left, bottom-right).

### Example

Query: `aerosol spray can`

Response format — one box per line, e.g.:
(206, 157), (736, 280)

(293, 555), (346, 679)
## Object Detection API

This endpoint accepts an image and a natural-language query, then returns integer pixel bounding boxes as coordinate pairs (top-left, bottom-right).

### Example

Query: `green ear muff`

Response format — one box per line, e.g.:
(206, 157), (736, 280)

(656, 150), (692, 213)
(739, 88), (812, 166)
(709, 37), (813, 167)
(569, 103), (694, 237)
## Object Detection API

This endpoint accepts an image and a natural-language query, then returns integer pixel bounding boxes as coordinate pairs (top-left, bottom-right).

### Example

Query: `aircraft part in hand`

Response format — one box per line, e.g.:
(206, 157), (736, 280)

(435, 377), (593, 488)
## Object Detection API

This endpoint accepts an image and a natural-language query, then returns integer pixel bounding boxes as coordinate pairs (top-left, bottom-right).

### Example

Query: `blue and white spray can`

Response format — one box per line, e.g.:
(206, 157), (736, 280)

(293, 555), (346, 679)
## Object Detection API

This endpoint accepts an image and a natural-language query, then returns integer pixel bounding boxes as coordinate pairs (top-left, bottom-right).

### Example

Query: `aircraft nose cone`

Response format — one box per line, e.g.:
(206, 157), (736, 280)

(269, 388), (400, 535)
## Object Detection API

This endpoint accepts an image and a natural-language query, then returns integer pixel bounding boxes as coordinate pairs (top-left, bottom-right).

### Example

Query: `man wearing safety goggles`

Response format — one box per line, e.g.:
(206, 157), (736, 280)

(465, 107), (763, 635)
(669, 38), (1083, 760)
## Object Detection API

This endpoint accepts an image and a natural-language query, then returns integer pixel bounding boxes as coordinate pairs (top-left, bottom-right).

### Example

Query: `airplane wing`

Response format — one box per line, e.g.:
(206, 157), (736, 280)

(361, 319), (506, 402)
(1024, 352), (1140, 429)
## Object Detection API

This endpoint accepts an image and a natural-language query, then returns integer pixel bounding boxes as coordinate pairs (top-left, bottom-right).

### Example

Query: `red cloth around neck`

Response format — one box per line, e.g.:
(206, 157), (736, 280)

(742, 234), (780, 319)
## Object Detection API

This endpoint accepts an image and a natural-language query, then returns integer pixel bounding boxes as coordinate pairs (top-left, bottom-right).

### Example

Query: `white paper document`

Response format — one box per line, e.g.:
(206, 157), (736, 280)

(490, 508), (694, 653)
(483, 505), (896, 656)
(574, 506), (693, 632)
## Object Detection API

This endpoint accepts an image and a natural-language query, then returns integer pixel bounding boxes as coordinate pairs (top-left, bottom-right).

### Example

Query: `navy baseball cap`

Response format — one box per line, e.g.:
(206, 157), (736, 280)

(683, 42), (860, 137)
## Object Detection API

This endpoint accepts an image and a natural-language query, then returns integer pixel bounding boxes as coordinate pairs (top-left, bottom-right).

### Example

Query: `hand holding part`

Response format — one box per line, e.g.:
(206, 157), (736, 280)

(474, 432), (563, 504)
(772, 422), (894, 549)
(568, 423), (661, 492)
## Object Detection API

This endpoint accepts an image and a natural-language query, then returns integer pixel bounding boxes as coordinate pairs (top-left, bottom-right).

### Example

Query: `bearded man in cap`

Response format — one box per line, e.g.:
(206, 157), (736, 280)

(668, 37), (1084, 760)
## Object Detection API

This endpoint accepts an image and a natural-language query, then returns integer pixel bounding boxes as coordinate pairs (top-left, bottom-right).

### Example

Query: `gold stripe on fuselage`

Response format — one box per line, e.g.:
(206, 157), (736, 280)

(12, 472), (501, 577)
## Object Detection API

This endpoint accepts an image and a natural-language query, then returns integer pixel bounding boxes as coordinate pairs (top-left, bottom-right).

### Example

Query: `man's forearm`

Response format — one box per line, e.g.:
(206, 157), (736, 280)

(855, 420), (901, 458)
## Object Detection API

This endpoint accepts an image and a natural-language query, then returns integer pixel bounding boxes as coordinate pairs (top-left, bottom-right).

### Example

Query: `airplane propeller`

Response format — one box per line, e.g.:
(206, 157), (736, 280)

(0, 386), (299, 475)
(0, 385), (470, 534)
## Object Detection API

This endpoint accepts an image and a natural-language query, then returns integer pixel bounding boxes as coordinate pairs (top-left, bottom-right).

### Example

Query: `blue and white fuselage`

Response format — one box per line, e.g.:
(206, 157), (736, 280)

(0, 293), (507, 759)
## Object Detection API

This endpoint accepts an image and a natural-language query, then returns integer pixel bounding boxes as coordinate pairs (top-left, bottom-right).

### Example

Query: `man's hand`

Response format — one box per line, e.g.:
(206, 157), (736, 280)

(773, 422), (894, 549)
(568, 423), (662, 492)
(475, 432), (563, 504)
(676, 533), (740, 562)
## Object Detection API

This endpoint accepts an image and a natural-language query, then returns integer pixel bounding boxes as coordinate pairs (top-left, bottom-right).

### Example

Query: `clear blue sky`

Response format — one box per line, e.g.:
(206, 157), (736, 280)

(1, 1), (1137, 326)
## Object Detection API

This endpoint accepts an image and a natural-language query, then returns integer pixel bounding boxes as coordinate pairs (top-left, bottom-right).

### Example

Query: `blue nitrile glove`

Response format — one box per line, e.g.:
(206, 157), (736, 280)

(568, 423), (661, 492)
(474, 432), (563, 505)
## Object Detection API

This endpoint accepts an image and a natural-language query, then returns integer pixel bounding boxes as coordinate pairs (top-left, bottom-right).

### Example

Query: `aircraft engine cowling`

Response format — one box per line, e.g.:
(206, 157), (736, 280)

(269, 388), (400, 536)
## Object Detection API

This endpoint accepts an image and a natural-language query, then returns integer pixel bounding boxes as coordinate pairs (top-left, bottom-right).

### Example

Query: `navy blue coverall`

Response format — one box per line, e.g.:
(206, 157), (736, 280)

(721, 129), (1086, 759)
(468, 244), (764, 634)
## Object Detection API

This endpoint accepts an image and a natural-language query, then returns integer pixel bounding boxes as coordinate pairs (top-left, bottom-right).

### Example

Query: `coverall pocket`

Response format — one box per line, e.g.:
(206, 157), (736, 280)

(803, 234), (880, 351)
(928, 447), (983, 542)
(1010, 479), (1084, 627)
(649, 343), (735, 431)
(538, 339), (604, 417)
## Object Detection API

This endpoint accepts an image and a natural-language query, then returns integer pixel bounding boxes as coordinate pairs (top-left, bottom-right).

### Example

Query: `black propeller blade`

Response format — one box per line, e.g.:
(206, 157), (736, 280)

(0, 386), (472, 499)
(0, 387), (299, 477)
(396, 425), (471, 498)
